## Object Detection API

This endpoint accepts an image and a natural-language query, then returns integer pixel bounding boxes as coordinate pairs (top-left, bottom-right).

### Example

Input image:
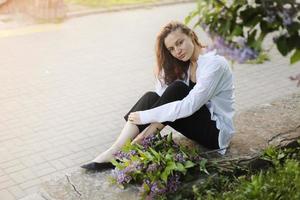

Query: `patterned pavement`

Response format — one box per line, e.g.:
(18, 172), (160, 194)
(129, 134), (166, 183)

(0, 2), (299, 199)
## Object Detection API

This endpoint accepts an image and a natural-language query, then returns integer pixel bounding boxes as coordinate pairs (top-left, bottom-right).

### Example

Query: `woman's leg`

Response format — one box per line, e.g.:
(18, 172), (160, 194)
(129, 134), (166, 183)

(89, 81), (194, 164)
(125, 81), (190, 144)
(131, 122), (165, 144)
(93, 122), (165, 163)
(92, 121), (139, 163)
(91, 92), (161, 163)
(150, 81), (190, 108)
(167, 105), (220, 149)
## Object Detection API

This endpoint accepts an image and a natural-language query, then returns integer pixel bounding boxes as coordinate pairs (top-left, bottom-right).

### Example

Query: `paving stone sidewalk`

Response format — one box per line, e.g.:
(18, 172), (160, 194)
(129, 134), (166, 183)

(20, 92), (300, 200)
(0, 2), (300, 200)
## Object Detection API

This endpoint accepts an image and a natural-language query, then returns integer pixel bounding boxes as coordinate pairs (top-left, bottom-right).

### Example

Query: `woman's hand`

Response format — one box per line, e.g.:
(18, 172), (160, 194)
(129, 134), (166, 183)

(128, 112), (142, 125)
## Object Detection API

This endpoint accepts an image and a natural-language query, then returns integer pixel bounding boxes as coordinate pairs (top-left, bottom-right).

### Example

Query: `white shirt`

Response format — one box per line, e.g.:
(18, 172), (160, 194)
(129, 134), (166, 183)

(139, 50), (235, 154)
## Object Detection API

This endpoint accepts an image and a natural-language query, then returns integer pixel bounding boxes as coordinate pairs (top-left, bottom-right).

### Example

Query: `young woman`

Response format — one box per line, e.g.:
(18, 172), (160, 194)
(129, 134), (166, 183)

(81, 21), (235, 171)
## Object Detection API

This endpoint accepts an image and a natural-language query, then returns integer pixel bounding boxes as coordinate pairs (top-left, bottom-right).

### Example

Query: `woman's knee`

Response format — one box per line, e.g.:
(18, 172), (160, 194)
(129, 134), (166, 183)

(167, 81), (189, 92)
(162, 81), (190, 100)
(142, 91), (159, 99)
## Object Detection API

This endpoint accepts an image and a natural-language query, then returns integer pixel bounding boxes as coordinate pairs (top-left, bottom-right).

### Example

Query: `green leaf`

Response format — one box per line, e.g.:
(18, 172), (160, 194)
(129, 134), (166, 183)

(137, 149), (154, 162)
(144, 151), (154, 161)
(199, 159), (209, 175)
(165, 153), (173, 161)
(288, 34), (300, 49)
(287, 22), (300, 35)
(246, 52), (269, 64)
(247, 29), (257, 47)
(185, 9), (199, 25)
(143, 182), (150, 192)
(161, 161), (178, 181)
(251, 32), (266, 51)
(111, 159), (122, 169)
(276, 35), (289, 56)
(167, 161), (177, 170)
(149, 147), (161, 161)
(223, 19), (232, 35)
(161, 171), (169, 183)
(260, 20), (278, 33)
(176, 163), (187, 173)
(240, 7), (261, 27)
(290, 49), (300, 64)
(277, 152), (286, 160)
(122, 139), (134, 152)
(184, 160), (196, 168)
(231, 25), (243, 37)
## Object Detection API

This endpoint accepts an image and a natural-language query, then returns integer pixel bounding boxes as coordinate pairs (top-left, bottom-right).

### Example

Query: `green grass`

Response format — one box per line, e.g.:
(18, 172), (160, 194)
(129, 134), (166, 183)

(65, 0), (159, 7)
(169, 141), (300, 200)
(219, 160), (300, 200)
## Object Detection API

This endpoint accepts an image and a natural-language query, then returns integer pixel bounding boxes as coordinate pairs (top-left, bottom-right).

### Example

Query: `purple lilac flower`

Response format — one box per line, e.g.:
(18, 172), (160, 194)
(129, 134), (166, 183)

(120, 161), (144, 175)
(167, 173), (181, 193)
(113, 150), (130, 160)
(238, 47), (258, 63)
(174, 153), (186, 163)
(114, 149), (138, 160)
(280, 9), (293, 26)
(150, 181), (167, 197)
(146, 163), (160, 173)
(129, 150), (138, 156)
(141, 179), (167, 199)
(264, 10), (276, 23)
(144, 179), (151, 186)
(142, 134), (157, 149)
(112, 169), (132, 185)
(130, 161), (144, 172)
(210, 35), (258, 63)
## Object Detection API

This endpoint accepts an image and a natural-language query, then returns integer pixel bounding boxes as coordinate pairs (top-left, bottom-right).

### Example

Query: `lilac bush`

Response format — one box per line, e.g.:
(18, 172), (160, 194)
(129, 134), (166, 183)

(186, 0), (300, 64)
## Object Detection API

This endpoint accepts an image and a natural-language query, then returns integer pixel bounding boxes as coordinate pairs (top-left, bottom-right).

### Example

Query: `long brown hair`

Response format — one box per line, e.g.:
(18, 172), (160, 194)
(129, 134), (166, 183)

(155, 21), (204, 85)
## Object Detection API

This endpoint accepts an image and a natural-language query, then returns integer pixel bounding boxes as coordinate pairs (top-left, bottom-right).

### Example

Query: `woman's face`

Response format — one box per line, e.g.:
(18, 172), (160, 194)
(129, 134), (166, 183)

(164, 29), (195, 62)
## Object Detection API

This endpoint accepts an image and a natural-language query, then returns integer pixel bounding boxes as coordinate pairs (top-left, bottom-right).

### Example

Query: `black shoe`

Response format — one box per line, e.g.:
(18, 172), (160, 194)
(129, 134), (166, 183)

(80, 162), (115, 171)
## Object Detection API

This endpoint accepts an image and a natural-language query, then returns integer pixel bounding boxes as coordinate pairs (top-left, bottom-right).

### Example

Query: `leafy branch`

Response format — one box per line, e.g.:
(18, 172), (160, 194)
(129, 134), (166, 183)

(186, 0), (300, 64)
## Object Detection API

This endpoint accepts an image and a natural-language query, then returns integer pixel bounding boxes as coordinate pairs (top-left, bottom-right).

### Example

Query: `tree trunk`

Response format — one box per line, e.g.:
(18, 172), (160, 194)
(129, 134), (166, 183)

(28, 0), (66, 21)
(0, 0), (66, 21)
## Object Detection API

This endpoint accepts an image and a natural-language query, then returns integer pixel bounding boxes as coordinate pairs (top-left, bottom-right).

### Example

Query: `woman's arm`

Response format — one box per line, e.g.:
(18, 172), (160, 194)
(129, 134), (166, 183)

(136, 58), (227, 124)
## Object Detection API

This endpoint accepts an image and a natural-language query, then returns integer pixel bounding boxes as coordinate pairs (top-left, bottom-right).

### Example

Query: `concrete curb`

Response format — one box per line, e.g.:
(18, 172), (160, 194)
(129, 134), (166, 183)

(66, 0), (195, 19)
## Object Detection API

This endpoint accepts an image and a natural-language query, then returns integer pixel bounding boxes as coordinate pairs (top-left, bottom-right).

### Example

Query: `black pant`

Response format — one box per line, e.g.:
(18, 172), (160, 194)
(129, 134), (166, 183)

(124, 80), (219, 149)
